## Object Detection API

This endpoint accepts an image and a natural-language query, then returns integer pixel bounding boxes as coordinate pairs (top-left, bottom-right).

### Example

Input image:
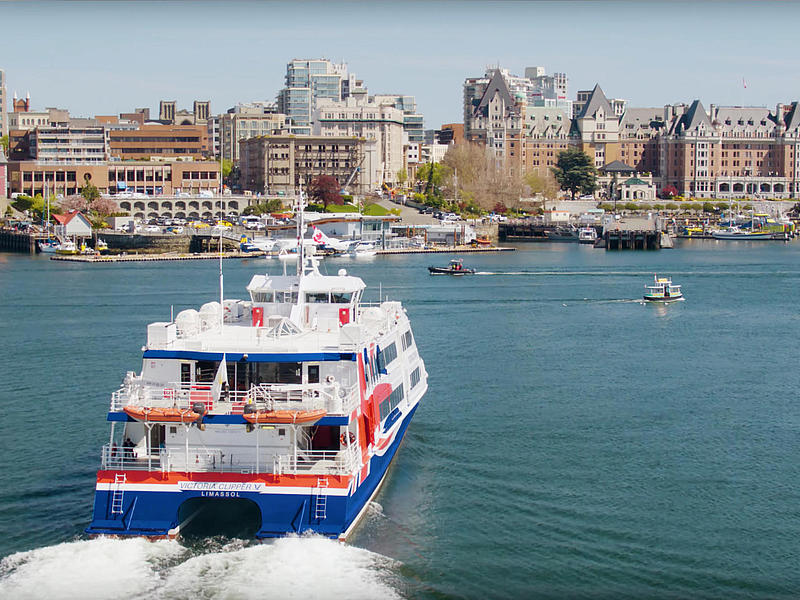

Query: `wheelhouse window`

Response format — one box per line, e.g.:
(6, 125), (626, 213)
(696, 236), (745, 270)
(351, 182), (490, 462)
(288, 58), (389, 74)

(305, 292), (329, 303)
(330, 292), (353, 303)
(251, 290), (274, 303)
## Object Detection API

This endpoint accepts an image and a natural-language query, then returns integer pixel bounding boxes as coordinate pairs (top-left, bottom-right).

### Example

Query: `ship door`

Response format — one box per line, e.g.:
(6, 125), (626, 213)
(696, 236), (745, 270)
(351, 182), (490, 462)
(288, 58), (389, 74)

(306, 364), (320, 384)
(180, 362), (192, 385)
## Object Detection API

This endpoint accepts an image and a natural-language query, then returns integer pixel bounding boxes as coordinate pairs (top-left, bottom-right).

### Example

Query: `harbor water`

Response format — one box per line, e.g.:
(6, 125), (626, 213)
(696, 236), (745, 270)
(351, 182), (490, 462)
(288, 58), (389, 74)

(1, 240), (799, 599)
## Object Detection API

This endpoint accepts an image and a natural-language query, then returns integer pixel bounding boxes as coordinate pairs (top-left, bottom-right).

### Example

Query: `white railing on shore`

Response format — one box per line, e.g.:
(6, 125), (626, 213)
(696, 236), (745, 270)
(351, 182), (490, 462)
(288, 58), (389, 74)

(101, 443), (360, 476)
(110, 379), (359, 417)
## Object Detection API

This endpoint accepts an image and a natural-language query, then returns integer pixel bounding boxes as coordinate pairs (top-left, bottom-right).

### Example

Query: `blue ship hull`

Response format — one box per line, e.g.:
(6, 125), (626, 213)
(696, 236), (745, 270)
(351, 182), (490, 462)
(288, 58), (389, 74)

(86, 405), (418, 540)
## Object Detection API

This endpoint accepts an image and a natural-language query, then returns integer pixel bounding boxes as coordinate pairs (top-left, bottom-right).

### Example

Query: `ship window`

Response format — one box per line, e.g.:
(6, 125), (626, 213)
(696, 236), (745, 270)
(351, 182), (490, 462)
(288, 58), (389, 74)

(307, 364), (320, 384)
(410, 366), (421, 389)
(195, 360), (217, 382)
(377, 342), (398, 373)
(330, 292), (353, 303)
(276, 291), (298, 303)
(246, 362), (301, 385)
(379, 385), (405, 420)
(401, 330), (413, 350)
(251, 290), (274, 303)
(180, 363), (192, 383)
(305, 292), (329, 303)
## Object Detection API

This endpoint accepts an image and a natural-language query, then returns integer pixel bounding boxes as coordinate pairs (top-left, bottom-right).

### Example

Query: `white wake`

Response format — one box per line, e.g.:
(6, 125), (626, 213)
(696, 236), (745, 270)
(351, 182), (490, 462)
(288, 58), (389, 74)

(0, 535), (402, 600)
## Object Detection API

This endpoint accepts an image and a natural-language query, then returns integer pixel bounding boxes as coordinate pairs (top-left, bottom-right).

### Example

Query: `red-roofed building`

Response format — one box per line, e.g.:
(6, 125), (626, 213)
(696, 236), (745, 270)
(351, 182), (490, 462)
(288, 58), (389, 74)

(54, 210), (92, 237)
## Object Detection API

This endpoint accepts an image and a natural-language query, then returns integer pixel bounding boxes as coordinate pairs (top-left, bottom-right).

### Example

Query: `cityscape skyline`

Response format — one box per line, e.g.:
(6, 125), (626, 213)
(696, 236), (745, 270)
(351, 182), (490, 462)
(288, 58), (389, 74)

(2, 1), (800, 129)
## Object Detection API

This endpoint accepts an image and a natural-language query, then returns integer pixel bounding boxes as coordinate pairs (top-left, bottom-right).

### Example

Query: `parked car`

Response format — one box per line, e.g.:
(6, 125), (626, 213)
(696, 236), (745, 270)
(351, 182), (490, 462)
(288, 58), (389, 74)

(145, 225), (161, 233)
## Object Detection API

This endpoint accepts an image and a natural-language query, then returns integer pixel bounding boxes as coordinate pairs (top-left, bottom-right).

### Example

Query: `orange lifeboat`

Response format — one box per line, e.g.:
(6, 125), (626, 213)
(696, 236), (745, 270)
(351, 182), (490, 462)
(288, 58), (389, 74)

(123, 406), (201, 423)
(242, 409), (327, 425)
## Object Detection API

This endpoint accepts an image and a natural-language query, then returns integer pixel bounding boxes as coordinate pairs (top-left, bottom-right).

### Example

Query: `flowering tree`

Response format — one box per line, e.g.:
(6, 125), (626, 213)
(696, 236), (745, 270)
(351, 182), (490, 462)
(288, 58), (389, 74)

(90, 196), (120, 217)
(59, 195), (89, 213)
(660, 184), (678, 200)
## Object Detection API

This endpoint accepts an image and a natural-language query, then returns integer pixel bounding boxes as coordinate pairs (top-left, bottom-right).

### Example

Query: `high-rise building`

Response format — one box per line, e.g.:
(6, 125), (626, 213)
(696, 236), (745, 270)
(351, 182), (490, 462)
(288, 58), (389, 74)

(313, 95), (405, 187)
(277, 59), (359, 135)
(372, 94), (424, 144)
(218, 102), (290, 162)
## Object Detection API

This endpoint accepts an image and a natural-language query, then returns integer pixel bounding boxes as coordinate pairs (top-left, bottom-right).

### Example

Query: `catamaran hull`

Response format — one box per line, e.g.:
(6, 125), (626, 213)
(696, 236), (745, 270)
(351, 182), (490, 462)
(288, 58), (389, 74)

(86, 404), (418, 540)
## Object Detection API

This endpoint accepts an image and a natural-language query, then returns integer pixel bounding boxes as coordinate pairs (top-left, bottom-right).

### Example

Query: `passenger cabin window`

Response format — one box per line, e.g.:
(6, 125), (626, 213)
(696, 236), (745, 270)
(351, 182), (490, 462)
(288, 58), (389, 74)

(195, 360), (217, 382)
(401, 330), (413, 351)
(377, 342), (398, 373)
(237, 362), (302, 387)
(307, 364), (320, 384)
(410, 366), (421, 389)
(379, 385), (405, 420)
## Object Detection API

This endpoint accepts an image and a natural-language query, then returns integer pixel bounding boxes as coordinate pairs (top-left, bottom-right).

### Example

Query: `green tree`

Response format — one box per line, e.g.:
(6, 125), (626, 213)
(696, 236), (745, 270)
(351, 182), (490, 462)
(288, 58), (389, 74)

(551, 148), (597, 199)
(0, 134), (8, 154)
(396, 169), (408, 187)
(416, 162), (447, 199)
(218, 158), (233, 179)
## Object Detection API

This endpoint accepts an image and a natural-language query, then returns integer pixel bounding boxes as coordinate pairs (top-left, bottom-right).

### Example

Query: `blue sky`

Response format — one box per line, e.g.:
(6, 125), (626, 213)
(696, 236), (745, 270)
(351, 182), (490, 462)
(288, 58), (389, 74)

(2, 1), (799, 128)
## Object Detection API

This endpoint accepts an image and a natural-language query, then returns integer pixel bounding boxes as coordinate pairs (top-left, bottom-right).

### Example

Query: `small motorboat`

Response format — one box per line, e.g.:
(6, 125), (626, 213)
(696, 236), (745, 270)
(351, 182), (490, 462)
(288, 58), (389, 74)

(38, 239), (61, 253)
(123, 406), (201, 423)
(578, 227), (598, 244)
(242, 408), (327, 424)
(643, 275), (684, 303)
(428, 258), (475, 275)
(55, 240), (78, 255)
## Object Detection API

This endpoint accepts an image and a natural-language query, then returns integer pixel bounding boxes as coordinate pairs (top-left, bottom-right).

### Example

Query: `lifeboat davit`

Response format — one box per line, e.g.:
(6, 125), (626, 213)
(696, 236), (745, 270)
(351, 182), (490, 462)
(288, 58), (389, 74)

(242, 409), (327, 424)
(123, 406), (201, 423)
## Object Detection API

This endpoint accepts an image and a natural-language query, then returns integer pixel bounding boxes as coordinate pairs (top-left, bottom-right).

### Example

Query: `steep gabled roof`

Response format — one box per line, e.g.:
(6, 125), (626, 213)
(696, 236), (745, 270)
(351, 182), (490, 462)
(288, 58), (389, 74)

(578, 84), (614, 119)
(676, 100), (712, 134)
(784, 102), (800, 132)
(475, 69), (515, 116)
(53, 210), (90, 226)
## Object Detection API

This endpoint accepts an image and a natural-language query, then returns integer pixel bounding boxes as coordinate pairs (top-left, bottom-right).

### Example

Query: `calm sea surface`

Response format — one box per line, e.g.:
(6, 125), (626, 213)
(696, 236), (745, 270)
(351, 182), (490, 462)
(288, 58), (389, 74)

(1, 240), (799, 599)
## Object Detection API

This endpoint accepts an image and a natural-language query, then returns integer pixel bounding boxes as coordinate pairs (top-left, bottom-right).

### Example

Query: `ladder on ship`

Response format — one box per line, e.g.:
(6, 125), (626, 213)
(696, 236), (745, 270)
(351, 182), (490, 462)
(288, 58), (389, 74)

(111, 473), (126, 515)
(314, 477), (329, 520)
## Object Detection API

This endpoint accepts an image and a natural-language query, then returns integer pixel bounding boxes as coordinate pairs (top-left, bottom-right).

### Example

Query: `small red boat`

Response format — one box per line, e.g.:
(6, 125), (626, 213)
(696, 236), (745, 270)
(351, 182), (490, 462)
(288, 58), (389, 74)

(242, 409), (327, 424)
(123, 406), (201, 423)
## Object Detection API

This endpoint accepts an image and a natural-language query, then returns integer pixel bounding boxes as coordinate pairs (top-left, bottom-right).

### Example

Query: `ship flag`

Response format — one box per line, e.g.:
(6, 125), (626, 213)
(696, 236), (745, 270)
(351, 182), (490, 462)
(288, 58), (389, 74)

(211, 354), (228, 401)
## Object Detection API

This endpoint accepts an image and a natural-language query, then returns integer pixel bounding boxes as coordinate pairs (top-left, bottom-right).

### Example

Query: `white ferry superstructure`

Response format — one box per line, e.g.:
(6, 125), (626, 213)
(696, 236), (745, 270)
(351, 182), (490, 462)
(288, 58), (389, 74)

(87, 203), (428, 540)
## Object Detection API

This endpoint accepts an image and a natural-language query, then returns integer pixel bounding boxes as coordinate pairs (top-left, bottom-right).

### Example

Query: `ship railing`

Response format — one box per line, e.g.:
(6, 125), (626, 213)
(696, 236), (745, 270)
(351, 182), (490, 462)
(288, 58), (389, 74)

(109, 381), (360, 417)
(100, 444), (360, 475)
(273, 449), (360, 476)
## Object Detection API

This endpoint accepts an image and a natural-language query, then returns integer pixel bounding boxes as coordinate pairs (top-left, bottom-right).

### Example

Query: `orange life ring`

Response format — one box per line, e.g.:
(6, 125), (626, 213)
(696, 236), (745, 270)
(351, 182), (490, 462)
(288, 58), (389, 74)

(340, 431), (356, 446)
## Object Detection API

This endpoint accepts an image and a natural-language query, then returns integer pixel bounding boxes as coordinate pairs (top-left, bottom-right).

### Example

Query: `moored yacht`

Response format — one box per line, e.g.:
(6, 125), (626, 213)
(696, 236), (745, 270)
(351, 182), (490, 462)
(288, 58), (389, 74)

(86, 196), (428, 541)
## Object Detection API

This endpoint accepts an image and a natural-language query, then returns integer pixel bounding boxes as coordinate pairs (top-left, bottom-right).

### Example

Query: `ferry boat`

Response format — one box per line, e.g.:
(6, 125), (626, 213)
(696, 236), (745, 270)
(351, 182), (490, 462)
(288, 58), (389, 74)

(643, 275), (684, 303)
(86, 196), (428, 541)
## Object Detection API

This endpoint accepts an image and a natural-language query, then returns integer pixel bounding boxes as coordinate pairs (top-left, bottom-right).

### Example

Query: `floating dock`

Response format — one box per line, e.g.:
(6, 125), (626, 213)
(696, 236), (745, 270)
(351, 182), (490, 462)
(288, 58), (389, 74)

(50, 251), (264, 263)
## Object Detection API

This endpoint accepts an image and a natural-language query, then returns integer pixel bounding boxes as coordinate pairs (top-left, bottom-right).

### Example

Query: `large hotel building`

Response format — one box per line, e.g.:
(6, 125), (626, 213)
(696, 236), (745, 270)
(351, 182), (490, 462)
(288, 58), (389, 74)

(466, 68), (800, 199)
